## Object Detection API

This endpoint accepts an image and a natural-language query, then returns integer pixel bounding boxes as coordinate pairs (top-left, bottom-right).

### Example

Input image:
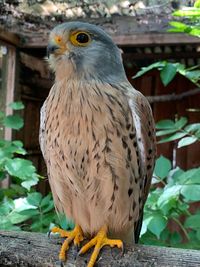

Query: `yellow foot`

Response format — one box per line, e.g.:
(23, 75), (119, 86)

(79, 226), (123, 267)
(51, 225), (84, 261)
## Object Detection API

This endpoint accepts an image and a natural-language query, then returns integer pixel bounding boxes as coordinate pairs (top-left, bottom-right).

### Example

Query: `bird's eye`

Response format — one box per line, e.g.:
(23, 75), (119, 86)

(70, 31), (91, 47)
(76, 33), (89, 43)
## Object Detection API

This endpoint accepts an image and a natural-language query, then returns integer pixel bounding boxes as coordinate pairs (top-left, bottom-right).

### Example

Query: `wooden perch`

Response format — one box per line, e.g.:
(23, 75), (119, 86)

(1, 231), (200, 267)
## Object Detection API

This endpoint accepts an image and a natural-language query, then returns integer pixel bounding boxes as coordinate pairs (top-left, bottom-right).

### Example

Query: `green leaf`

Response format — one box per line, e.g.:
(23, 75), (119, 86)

(160, 63), (177, 86)
(178, 136), (198, 148)
(169, 21), (189, 30)
(156, 120), (175, 129)
(175, 117), (188, 129)
(9, 102), (24, 110)
(147, 214), (167, 239)
(194, 0), (200, 8)
(158, 132), (187, 143)
(173, 8), (200, 17)
(18, 209), (40, 217)
(132, 61), (166, 79)
(156, 129), (178, 137)
(185, 123), (200, 133)
(157, 185), (181, 210)
(40, 194), (52, 208)
(27, 192), (42, 207)
(5, 158), (36, 180)
(170, 232), (182, 245)
(7, 211), (31, 224)
(21, 176), (39, 191)
(181, 185), (200, 202)
(3, 114), (24, 130)
(185, 214), (200, 229)
(177, 168), (200, 185)
(154, 156), (172, 179)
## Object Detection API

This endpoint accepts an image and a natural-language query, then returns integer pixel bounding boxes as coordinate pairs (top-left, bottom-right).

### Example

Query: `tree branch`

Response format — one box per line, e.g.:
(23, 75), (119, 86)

(146, 88), (200, 103)
(0, 230), (200, 266)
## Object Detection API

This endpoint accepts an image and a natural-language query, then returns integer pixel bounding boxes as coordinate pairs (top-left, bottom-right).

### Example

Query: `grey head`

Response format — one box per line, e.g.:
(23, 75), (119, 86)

(47, 21), (127, 83)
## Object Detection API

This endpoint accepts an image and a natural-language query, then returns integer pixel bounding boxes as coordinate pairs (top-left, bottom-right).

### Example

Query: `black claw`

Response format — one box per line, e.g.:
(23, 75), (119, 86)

(59, 260), (65, 267)
(47, 230), (52, 239)
(110, 244), (125, 260)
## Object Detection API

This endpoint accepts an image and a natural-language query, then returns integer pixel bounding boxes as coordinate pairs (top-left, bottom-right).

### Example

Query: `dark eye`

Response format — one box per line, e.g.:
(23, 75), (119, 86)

(76, 33), (89, 44)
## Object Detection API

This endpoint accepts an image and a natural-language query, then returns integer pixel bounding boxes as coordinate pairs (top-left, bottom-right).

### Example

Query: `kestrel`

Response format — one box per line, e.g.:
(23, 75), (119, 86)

(40, 21), (156, 267)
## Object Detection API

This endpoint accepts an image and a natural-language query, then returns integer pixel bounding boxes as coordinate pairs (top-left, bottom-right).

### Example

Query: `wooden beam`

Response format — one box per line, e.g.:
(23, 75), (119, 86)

(113, 33), (200, 47)
(1, 230), (200, 267)
(0, 27), (20, 47)
(19, 32), (200, 49)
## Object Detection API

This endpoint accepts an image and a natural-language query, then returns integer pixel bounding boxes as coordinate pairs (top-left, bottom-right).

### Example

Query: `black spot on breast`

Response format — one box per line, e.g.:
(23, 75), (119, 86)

(126, 124), (131, 130)
(147, 165), (152, 170)
(128, 188), (133, 197)
(127, 147), (132, 161)
(148, 131), (151, 137)
(129, 215), (133, 221)
(148, 148), (152, 154)
(82, 156), (85, 163)
(122, 136), (128, 149)
(129, 133), (135, 140)
(133, 141), (137, 147)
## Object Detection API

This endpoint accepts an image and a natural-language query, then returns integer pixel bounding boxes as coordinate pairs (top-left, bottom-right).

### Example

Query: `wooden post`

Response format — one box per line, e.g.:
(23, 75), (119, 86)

(0, 44), (17, 188)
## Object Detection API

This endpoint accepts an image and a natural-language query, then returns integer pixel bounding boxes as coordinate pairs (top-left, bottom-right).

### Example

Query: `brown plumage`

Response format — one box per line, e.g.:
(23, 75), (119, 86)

(40, 21), (156, 266)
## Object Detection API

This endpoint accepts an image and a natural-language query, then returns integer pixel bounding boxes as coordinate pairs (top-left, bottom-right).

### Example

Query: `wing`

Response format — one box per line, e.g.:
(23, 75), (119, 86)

(127, 87), (156, 242)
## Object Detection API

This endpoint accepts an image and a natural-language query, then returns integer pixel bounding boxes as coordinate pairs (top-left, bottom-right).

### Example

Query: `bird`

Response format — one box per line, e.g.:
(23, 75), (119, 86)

(39, 21), (156, 267)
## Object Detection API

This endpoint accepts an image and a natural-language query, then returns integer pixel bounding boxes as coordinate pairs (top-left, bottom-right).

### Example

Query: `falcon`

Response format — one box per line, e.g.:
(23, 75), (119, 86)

(40, 21), (156, 267)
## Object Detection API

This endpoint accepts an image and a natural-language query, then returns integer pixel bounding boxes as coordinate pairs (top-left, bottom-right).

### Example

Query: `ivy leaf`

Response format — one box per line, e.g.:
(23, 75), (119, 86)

(9, 102), (24, 110)
(3, 115), (24, 130)
(178, 136), (198, 148)
(160, 63), (177, 86)
(154, 156), (172, 179)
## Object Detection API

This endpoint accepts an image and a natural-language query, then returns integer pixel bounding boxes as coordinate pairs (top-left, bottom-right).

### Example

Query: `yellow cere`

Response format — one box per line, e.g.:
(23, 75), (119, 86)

(70, 31), (91, 47)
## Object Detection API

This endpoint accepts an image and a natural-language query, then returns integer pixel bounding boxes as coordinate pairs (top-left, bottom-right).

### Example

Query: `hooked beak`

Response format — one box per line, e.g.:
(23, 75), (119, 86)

(47, 43), (60, 58)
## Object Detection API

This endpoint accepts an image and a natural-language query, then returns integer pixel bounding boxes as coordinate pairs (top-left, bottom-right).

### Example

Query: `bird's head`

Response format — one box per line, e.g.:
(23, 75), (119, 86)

(47, 21), (126, 83)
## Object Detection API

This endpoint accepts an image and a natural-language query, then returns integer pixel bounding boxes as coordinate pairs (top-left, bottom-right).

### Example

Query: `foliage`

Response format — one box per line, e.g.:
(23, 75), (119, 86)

(138, 1), (200, 249)
(140, 156), (200, 249)
(133, 61), (200, 86)
(169, 0), (200, 38)
(156, 117), (200, 147)
(0, 102), (74, 232)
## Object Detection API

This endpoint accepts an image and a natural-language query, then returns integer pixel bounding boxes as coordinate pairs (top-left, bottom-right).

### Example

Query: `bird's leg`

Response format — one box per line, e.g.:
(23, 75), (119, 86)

(51, 225), (84, 261)
(79, 225), (123, 267)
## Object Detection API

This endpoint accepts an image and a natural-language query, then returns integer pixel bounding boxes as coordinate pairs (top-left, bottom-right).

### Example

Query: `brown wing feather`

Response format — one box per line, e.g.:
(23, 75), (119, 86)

(127, 88), (156, 241)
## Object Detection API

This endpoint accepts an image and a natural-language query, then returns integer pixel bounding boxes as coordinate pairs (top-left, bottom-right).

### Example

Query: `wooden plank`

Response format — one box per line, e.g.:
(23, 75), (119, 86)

(1, 230), (200, 267)
(0, 27), (20, 46)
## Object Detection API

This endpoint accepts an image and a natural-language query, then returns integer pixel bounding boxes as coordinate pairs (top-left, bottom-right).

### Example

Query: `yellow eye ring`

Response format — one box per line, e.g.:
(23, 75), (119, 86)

(70, 31), (91, 47)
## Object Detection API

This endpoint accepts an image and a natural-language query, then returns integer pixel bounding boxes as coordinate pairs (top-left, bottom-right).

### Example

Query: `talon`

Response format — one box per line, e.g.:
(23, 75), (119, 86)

(79, 225), (123, 267)
(51, 225), (84, 262)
